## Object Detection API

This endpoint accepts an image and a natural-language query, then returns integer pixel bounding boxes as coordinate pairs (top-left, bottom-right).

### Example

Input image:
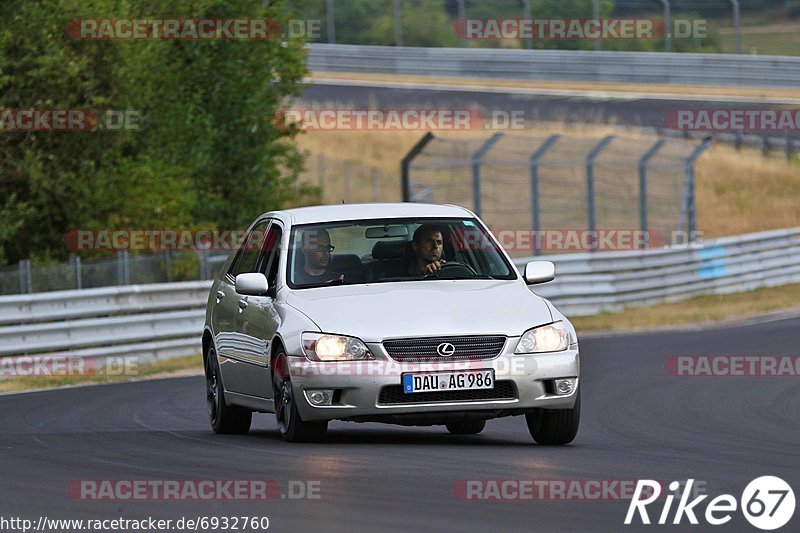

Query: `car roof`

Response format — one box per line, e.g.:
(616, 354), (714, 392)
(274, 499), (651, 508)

(265, 203), (475, 225)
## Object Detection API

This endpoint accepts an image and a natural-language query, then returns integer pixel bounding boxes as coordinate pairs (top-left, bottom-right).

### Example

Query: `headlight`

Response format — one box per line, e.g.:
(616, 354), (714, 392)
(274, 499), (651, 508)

(514, 321), (569, 353)
(301, 332), (374, 362)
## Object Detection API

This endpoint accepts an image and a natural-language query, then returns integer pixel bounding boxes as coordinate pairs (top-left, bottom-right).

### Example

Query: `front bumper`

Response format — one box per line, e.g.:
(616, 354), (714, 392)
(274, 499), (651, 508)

(288, 340), (580, 422)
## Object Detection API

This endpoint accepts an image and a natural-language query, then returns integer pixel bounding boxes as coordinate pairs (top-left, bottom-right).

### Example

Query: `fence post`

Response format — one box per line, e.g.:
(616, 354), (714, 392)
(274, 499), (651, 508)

(521, 0), (532, 49)
(471, 133), (504, 217)
(343, 160), (351, 202)
(163, 250), (171, 282)
(660, 0), (672, 52)
(393, 0), (403, 46)
(326, 0), (335, 43)
(371, 168), (381, 201)
(529, 135), (561, 256)
(74, 255), (82, 289)
(786, 133), (792, 161)
(456, 0), (466, 46)
(638, 139), (667, 249)
(592, 0), (601, 51)
(199, 247), (210, 280)
(586, 135), (615, 251)
(401, 132), (435, 202)
(679, 138), (714, 243)
(318, 153), (325, 189)
(117, 251), (130, 285)
(730, 0), (742, 54)
(19, 259), (32, 294)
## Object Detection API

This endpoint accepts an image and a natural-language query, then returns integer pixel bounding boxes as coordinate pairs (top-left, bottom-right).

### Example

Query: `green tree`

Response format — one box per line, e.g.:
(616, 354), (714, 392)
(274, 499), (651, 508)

(0, 0), (315, 265)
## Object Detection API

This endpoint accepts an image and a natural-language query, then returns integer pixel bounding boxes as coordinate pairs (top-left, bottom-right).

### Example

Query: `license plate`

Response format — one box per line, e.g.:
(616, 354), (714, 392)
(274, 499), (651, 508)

(402, 369), (494, 394)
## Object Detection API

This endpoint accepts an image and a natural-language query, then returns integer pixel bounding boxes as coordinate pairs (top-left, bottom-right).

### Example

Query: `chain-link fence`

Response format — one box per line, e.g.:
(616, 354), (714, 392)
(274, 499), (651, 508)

(302, 0), (797, 55)
(304, 153), (392, 204)
(403, 132), (713, 256)
(0, 250), (231, 296)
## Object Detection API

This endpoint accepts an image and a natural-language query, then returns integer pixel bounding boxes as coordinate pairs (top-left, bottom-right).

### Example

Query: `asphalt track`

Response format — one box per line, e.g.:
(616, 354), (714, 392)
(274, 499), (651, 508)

(1, 314), (798, 532)
(302, 81), (800, 140)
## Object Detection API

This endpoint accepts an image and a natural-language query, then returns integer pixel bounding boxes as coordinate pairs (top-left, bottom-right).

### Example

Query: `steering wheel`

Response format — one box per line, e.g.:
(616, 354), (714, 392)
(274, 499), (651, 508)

(428, 261), (478, 278)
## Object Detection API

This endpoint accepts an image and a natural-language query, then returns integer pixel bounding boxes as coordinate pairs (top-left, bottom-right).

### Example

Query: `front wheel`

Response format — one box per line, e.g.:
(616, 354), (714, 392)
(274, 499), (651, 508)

(525, 389), (580, 445)
(273, 353), (328, 442)
(205, 347), (252, 434)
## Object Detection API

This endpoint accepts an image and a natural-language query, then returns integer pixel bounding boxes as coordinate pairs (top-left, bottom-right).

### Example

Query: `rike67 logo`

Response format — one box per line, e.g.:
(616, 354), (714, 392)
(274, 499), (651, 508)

(625, 477), (795, 530)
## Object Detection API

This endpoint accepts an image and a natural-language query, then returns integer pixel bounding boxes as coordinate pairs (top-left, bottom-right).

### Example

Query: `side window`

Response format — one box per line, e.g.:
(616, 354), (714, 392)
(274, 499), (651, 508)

(228, 221), (269, 277)
(260, 225), (283, 289)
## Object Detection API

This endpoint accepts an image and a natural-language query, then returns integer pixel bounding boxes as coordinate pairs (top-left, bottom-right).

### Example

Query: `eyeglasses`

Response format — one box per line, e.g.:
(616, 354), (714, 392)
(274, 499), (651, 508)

(310, 245), (335, 253)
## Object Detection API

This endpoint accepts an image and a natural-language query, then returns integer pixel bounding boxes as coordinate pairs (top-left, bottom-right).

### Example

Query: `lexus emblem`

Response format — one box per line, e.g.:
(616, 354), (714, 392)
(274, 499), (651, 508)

(436, 342), (456, 357)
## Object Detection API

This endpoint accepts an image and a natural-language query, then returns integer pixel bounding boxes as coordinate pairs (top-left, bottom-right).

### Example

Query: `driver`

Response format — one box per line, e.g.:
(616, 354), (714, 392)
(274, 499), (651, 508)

(408, 224), (447, 277)
(295, 228), (344, 285)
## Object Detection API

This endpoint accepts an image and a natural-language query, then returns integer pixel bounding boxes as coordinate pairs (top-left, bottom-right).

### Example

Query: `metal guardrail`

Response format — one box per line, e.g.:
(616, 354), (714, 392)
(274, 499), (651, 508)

(0, 227), (797, 371)
(0, 282), (212, 371)
(0, 281), (212, 325)
(519, 227), (800, 316)
(307, 44), (800, 88)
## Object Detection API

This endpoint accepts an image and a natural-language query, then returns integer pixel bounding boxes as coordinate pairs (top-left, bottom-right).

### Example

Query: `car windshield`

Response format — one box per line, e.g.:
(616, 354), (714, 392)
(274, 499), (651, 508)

(287, 217), (517, 288)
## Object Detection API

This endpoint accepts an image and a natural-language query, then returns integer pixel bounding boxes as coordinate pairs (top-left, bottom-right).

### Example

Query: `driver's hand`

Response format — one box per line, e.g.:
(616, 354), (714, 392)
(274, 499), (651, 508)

(423, 259), (446, 275)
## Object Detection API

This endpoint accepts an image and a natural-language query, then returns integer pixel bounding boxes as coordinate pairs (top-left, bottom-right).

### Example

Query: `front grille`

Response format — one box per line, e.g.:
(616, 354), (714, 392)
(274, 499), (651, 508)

(383, 335), (506, 362)
(377, 381), (516, 405)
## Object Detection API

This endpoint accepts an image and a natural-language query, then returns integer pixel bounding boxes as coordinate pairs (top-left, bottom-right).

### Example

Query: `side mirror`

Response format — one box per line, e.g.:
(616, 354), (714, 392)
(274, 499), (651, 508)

(523, 261), (555, 285)
(235, 273), (269, 296)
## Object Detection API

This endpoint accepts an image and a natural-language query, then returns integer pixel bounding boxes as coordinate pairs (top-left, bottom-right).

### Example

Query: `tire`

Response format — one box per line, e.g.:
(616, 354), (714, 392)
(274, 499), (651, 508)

(445, 419), (486, 435)
(205, 347), (252, 434)
(525, 389), (580, 445)
(273, 352), (328, 443)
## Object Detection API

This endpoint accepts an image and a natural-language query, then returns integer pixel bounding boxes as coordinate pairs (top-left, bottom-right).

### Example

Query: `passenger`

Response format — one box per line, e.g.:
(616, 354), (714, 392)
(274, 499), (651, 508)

(295, 229), (343, 285)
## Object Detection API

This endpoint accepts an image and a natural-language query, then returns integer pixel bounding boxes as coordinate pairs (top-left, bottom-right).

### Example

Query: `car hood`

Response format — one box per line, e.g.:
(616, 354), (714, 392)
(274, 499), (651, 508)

(285, 280), (553, 343)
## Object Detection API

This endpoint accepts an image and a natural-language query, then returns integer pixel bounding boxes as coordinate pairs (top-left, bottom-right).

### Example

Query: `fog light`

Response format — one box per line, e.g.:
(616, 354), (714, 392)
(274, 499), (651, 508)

(305, 389), (334, 406)
(554, 379), (575, 395)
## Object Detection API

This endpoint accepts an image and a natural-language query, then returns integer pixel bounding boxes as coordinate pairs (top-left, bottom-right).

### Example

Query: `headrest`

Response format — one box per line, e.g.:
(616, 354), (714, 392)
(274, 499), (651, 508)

(372, 240), (409, 260)
(329, 254), (361, 271)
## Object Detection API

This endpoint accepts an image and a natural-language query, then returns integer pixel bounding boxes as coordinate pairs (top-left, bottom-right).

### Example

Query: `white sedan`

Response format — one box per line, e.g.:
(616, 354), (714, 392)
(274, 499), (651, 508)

(202, 203), (580, 443)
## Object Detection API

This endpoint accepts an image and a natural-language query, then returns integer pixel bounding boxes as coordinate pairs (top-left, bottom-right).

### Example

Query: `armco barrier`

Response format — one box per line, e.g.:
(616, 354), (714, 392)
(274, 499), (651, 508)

(519, 227), (800, 316)
(0, 227), (797, 371)
(0, 282), (212, 372)
(307, 44), (800, 88)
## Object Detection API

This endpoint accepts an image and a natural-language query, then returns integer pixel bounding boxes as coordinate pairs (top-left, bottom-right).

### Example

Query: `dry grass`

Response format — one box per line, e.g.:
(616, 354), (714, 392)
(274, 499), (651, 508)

(572, 283), (800, 333)
(0, 354), (203, 394)
(311, 72), (800, 101)
(696, 145), (800, 238)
